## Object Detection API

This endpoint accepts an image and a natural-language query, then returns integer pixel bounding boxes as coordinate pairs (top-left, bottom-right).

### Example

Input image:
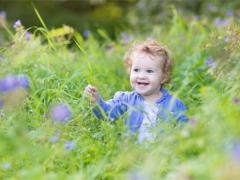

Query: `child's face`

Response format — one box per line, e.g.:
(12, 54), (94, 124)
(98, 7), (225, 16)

(130, 52), (164, 99)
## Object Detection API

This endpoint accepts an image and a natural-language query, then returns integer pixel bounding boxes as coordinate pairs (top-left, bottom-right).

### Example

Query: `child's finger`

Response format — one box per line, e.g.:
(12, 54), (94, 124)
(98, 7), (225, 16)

(87, 85), (97, 93)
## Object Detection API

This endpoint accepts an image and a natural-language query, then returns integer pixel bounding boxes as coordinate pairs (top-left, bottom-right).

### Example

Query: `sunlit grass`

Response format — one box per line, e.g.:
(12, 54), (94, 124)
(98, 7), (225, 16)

(0, 9), (240, 179)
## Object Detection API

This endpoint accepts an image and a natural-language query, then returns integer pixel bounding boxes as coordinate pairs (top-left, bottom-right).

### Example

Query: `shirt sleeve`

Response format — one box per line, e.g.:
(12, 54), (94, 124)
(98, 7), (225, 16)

(172, 99), (188, 123)
(92, 91), (128, 121)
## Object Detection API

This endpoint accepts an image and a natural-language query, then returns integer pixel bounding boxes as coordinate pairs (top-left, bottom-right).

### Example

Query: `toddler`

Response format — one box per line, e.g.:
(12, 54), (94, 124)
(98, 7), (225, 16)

(84, 40), (188, 142)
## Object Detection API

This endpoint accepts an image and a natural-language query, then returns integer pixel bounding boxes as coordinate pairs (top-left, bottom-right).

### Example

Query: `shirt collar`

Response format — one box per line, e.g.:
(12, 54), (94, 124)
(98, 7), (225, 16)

(134, 87), (170, 103)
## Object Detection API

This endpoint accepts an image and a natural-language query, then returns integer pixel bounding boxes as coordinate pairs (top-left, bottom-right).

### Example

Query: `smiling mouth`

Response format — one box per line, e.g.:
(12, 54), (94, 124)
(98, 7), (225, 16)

(137, 82), (149, 86)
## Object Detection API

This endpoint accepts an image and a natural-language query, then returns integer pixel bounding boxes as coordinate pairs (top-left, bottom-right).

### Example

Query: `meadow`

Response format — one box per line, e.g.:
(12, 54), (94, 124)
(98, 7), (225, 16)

(0, 7), (240, 179)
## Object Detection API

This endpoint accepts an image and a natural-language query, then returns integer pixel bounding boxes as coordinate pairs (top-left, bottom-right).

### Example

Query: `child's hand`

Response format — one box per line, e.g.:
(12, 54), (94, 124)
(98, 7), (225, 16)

(84, 84), (100, 103)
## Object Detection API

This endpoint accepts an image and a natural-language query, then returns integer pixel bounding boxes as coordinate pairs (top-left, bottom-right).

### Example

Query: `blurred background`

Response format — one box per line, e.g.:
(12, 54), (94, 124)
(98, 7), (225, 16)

(1, 0), (240, 179)
(1, 0), (240, 39)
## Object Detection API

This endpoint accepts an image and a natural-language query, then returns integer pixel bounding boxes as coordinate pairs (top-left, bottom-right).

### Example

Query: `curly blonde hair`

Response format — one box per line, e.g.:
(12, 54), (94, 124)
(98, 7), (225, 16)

(124, 40), (172, 84)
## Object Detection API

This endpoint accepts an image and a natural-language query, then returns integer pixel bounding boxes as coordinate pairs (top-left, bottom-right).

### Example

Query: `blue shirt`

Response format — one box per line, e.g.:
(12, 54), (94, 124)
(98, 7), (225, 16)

(93, 88), (188, 132)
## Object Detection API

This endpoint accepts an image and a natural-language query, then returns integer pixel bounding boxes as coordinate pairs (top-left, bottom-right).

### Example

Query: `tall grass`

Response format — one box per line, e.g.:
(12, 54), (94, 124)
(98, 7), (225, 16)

(0, 9), (240, 179)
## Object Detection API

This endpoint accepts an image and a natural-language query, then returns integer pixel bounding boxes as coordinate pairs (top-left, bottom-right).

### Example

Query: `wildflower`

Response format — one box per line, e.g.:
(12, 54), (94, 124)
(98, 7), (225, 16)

(2, 162), (11, 169)
(13, 19), (22, 29)
(207, 3), (217, 12)
(231, 142), (240, 162)
(232, 97), (240, 104)
(0, 74), (29, 93)
(82, 29), (90, 39)
(16, 74), (29, 88)
(214, 18), (229, 27)
(64, 140), (75, 150)
(120, 32), (133, 45)
(205, 56), (217, 69)
(193, 15), (200, 20)
(25, 31), (31, 41)
(49, 130), (61, 143)
(50, 103), (72, 123)
(0, 75), (19, 92)
(49, 135), (58, 143)
(226, 9), (234, 17)
(224, 35), (229, 42)
(0, 11), (6, 21)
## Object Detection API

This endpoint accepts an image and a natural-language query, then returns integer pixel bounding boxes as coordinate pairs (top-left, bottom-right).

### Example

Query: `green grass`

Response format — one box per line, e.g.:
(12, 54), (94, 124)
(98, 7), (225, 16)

(0, 11), (240, 179)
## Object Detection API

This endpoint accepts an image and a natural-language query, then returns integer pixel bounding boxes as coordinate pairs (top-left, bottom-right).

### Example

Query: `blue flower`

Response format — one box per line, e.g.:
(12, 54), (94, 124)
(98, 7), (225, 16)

(205, 56), (214, 65)
(214, 18), (229, 27)
(207, 3), (217, 12)
(50, 103), (72, 123)
(224, 35), (229, 42)
(193, 15), (200, 20)
(13, 19), (22, 29)
(226, 9), (233, 17)
(0, 75), (19, 92)
(0, 74), (29, 93)
(16, 74), (29, 88)
(231, 142), (240, 162)
(0, 11), (6, 20)
(25, 31), (31, 41)
(49, 130), (61, 143)
(49, 135), (58, 143)
(64, 140), (75, 150)
(83, 29), (90, 39)
(120, 32), (133, 44)
(205, 56), (217, 69)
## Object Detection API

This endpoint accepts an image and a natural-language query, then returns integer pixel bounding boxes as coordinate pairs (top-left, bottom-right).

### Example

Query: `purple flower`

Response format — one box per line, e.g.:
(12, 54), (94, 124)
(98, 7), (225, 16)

(83, 29), (90, 39)
(49, 130), (61, 143)
(13, 19), (22, 29)
(224, 35), (229, 42)
(214, 18), (229, 27)
(0, 74), (29, 93)
(49, 135), (58, 143)
(0, 75), (19, 92)
(207, 3), (217, 12)
(25, 31), (31, 41)
(205, 56), (217, 69)
(120, 32), (133, 44)
(232, 97), (240, 104)
(193, 15), (200, 20)
(231, 142), (240, 162)
(226, 9), (234, 17)
(205, 57), (217, 69)
(0, 11), (6, 20)
(50, 103), (72, 123)
(64, 140), (75, 150)
(16, 74), (29, 88)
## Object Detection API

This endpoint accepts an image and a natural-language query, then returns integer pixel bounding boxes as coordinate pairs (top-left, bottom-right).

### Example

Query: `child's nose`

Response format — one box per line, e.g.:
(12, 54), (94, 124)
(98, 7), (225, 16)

(137, 71), (146, 79)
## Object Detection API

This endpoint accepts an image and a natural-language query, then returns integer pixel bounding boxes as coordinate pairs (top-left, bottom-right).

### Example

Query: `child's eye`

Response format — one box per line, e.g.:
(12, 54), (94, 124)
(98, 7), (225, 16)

(133, 68), (139, 72)
(146, 70), (154, 73)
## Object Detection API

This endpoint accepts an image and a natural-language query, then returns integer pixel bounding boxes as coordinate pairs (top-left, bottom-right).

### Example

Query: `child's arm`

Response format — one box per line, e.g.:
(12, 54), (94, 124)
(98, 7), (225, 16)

(172, 99), (188, 123)
(84, 84), (128, 121)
